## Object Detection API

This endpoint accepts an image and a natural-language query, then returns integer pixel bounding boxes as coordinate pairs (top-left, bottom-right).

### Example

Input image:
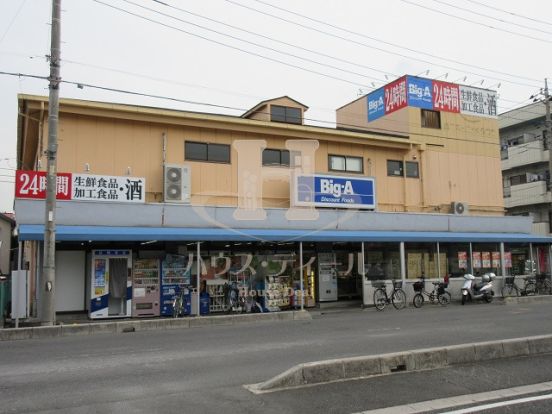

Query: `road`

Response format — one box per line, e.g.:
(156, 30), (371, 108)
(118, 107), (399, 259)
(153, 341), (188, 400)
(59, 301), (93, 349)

(1, 301), (552, 413)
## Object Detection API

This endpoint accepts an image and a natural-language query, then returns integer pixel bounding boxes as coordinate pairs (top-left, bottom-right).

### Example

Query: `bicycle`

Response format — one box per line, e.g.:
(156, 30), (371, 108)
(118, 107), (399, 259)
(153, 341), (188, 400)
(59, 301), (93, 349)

(535, 274), (552, 295)
(172, 288), (186, 318)
(501, 274), (536, 297)
(373, 280), (407, 311)
(412, 279), (451, 308)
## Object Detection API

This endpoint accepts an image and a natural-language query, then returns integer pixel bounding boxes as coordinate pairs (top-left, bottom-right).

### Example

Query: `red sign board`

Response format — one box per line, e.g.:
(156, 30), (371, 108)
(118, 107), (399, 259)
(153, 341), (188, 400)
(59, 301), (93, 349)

(384, 76), (407, 115)
(15, 170), (72, 200)
(432, 80), (460, 113)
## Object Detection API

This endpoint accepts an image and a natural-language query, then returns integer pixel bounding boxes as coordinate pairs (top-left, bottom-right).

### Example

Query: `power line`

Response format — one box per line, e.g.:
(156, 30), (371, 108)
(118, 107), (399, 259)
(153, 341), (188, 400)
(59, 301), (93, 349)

(1, 70), (547, 152)
(0, 0), (28, 45)
(400, 0), (552, 44)
(120, 0), (387, 85)
(229, 0), (542, 87)
(91, 0), (375, 89)
(150, 0), (397, 82)
(430, 0), (552, 36)
(465, 0), (552, 28)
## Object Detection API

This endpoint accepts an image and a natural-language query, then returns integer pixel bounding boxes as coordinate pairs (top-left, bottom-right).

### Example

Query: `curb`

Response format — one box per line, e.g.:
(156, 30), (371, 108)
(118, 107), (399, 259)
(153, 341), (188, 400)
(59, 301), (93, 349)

(246, 334), (552, 393)
(503, 295), (552, 305)
(0, 310), (311, 342)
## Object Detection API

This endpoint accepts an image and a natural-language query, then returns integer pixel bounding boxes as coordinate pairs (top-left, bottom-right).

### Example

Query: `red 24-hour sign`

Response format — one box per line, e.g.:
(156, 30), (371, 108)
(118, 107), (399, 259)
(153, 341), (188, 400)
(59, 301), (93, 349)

(433, 80), (460, 113)
(15, 170), (72, 200)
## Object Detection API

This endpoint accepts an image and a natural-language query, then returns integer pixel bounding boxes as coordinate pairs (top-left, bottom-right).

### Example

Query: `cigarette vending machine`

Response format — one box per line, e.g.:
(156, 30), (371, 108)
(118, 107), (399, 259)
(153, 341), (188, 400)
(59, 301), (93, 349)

(90, 250), (132, 319)
(132, 258), (160, 317)
(160, 254), (191, 316)
(318, 252), (338, 302)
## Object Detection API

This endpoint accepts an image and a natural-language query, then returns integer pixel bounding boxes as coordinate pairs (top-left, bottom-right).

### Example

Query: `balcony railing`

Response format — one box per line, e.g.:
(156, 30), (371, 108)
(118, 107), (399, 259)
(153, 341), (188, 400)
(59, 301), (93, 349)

(501, 140), (550, 171)
(504, 180), (552, 208)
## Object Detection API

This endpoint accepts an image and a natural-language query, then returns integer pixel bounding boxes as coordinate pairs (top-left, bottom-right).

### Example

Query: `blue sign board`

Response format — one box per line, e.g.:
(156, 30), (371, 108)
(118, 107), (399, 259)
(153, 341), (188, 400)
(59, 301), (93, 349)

(367, 88), (385, 122)
(294, 174), (376, 209)
(406, 76), (433, 109)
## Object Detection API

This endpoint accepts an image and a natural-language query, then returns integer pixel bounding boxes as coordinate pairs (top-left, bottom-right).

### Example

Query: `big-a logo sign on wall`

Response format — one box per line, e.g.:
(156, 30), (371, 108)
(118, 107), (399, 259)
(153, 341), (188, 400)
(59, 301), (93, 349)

(293, 174), (376, 209)
(366, 75), (497, 121)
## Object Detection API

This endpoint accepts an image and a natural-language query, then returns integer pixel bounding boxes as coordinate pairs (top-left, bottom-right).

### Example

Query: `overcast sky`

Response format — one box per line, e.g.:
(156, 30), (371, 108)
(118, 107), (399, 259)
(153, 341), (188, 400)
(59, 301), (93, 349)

(1, 0), (551, 213)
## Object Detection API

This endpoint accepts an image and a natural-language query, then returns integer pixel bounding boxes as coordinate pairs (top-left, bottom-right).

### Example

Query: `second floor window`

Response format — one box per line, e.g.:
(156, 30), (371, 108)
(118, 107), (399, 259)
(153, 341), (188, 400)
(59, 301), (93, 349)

(329, 155), (363, 173)
(421, 109), (441, 129)
(387, 160), (404, 176)
(262, 149), (290, 166)
(270, 105), (302, 124)
(185, 141), (230, 163)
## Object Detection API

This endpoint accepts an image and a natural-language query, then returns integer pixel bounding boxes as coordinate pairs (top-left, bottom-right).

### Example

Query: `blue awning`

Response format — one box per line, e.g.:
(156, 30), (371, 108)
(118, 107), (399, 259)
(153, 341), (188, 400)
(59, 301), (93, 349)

(17, 224), (552, 243)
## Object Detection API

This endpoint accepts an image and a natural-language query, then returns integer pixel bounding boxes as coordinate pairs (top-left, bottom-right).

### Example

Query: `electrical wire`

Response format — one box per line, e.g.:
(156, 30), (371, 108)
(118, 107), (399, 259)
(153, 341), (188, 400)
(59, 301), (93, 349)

(465, 0), (552, 28)
(227, 0), (542, 87)
(119, 0), (387, 85)
(91, 0), (375, 89)
(430, 0), (552, 36)
(150, 0), (397, 81)
(1, 70), (549, 152)
(0, 0), (27, 45)
(400, 0), (552, 44)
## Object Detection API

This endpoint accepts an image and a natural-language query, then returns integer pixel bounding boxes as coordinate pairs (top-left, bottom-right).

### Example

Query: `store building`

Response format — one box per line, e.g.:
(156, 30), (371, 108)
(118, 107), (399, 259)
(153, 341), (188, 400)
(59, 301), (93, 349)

(0, 213), (15, 276)
(499, 101), (551, 235)
(14, 76), (552, 321)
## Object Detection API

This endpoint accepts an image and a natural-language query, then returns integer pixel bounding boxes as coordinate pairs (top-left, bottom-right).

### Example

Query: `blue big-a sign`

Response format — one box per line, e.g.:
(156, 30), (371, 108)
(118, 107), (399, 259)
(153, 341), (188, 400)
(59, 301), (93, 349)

(294, 174), (376, 209)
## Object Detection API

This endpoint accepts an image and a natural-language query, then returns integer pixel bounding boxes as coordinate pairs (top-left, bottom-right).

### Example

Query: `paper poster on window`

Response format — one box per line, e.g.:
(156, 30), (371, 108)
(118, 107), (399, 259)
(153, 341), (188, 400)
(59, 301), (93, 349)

(492, 252), (501, 268)
(94, 259), (106, 287)
(482, 252), (491, 268)
(504, 252), (512, 268)
(458, 252), (468, 269)
(472, 252), (482, 269)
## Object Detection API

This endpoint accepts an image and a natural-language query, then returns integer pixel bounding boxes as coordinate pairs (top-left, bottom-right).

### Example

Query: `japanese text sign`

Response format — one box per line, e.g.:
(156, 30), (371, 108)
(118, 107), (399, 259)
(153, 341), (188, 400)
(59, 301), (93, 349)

(15, 170), (146, 203)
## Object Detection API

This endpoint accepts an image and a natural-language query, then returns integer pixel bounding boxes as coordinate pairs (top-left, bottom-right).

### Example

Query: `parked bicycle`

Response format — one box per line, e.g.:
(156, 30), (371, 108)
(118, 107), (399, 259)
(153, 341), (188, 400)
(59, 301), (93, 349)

(412, 278), (451, 308)
(172, 288), (187, 318)
(535, 274), (552, 295)
(373, 280), (407, 311)
(501, 274), (537, 297)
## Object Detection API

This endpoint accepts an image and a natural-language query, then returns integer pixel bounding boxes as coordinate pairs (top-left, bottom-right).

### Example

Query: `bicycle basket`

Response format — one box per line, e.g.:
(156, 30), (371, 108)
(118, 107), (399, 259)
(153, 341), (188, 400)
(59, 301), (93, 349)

(505, 276), (515, 285)
(413, 281), (423, 292)
(437, 284), (445, 295)
(393, 280), (403, 289)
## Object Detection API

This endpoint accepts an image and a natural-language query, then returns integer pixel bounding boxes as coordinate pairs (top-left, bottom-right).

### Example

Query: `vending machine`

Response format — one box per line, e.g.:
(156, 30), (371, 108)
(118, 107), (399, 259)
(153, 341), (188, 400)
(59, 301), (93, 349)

(318, 252), (338, 302)
(132, 258), (160, 317)
(90, 250), (132, 319)
(160, 254), (191, 316)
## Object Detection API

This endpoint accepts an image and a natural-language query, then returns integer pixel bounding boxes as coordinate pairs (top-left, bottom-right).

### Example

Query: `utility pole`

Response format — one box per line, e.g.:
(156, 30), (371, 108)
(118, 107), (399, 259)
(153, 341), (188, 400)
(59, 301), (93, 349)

(545, 79), (552, 189)
(42, 0), (61, 326)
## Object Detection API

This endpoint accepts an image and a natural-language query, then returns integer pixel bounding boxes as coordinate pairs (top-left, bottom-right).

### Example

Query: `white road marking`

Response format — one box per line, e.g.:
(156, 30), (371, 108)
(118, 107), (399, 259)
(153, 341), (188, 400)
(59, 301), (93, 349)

(443, 392), (552, 413)
(355, 381), (552, 414)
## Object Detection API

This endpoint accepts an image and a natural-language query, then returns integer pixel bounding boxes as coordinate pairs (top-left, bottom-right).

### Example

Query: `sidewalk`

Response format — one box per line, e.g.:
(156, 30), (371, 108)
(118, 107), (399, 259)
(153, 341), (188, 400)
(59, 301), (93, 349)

(0, 310), (311, 341)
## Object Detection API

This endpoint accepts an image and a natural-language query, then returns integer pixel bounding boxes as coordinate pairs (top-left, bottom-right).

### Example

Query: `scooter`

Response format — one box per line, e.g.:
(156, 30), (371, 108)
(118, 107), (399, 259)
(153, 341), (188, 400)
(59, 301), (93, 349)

(461, 272), (495, 305)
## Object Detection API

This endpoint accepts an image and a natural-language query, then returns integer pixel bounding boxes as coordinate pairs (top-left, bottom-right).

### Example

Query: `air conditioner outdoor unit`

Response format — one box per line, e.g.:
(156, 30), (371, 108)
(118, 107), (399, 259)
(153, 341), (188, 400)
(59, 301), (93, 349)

(451, 201), (469, 215)
(163, 164), (191, 203)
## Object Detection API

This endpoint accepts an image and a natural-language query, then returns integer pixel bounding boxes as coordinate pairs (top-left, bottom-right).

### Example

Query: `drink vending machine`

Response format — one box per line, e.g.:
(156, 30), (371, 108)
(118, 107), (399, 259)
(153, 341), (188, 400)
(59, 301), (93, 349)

(132, 258), (160, 317)
(160, 254), (191, 316)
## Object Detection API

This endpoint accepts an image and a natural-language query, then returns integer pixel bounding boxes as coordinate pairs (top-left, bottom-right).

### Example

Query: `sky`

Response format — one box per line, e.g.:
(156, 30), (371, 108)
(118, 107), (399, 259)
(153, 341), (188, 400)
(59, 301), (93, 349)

(0, 0), (551, 213)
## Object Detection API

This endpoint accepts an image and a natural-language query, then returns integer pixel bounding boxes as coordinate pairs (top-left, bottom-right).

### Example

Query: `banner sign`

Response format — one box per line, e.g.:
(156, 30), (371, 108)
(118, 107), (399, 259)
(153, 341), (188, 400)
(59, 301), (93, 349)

(294, 174), (376, 209)
(406, 76), (433, 109)
(367, 87), (385, 122)
(482, 252), (491, 268)
(384, 76), (408, 114)
(492, 251), (501, 268)
(504, 252), (512, 268)
(459, 85), (497, 118)
(472, 252), (482, 269)
(458, 251), (468, 269)
(366, 75), (497, 122)
(15, 170), (146, 203)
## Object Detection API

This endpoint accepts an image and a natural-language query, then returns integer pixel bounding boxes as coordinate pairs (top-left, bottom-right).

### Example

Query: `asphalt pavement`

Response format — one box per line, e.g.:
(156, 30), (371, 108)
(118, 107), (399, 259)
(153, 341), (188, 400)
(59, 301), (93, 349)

(1, 301), (552, 413)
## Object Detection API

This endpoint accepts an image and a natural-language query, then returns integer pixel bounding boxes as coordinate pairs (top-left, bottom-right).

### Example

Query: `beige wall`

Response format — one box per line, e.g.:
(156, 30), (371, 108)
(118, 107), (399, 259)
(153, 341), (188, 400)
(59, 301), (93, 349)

(0, 219), (12, 275)
(29, 97), (503, 215)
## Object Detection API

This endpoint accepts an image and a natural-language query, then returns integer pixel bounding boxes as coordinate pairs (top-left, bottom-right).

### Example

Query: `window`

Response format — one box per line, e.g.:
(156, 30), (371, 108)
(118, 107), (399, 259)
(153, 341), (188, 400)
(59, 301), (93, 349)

(421, 109), (441, 129)
(387, 160), (403, 176)
(270, 105), (302, 124)
(262, 149), (290, 166)
(328, 155), (363, 173)
(185, 141), (230, 163)
(509, 174), (527, 186)
(405, 161), (419, 178)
